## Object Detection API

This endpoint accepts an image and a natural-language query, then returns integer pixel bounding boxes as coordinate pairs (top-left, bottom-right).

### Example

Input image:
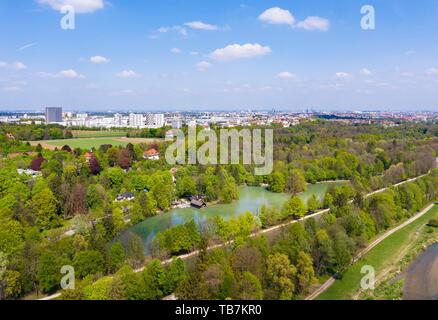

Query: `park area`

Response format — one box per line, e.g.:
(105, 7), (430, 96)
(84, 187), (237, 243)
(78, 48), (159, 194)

(29, 136), (162, 150)
(317, 205), (438, 300)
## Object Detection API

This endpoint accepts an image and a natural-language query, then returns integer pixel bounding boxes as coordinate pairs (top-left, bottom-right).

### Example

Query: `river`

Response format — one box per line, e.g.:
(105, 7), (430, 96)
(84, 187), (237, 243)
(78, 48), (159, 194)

(403, 242), (438, 300)
(124, 182), (344, 254)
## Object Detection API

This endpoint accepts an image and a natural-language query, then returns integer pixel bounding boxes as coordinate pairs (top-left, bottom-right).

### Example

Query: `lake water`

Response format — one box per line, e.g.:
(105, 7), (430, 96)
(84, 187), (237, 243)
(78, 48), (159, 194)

(124, 182), (344, 254)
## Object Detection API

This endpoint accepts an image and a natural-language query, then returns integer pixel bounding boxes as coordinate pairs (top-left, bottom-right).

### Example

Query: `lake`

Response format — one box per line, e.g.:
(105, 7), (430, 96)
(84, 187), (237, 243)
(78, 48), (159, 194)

(124, 182), (344, 255)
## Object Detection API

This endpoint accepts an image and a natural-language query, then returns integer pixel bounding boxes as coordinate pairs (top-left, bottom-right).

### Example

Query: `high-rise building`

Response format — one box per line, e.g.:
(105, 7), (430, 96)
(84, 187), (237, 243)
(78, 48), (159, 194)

(145, 113), (165, 128)
(129, 113), (144, 128)
(45, 107), (63, 123)
(172, 120), (182, 129)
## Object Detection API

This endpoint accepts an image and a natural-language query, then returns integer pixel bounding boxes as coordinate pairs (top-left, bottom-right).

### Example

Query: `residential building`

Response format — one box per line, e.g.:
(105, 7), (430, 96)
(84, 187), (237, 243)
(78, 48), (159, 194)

(129, 113), (144, 128)
(143, 148), (160, 160)
(145, 113), (165, 128)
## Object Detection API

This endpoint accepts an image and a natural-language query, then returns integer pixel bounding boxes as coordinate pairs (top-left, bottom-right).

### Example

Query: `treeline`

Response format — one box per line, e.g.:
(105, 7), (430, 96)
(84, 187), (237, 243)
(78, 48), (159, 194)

(0, 124), (68, 141)
(271, 122), (438, 189)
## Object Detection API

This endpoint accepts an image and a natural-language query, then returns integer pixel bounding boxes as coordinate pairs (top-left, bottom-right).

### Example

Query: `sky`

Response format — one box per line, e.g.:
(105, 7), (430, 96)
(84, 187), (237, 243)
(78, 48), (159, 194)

(1, 0), (438, 112)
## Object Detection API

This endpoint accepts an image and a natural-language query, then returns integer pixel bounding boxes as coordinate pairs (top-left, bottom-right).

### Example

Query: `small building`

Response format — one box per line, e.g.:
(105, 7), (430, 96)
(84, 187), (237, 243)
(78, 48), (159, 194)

(190, 199), (207, 209)
(165, 130), (175, 139)
(143, 148), (160, 161)
(115, 192), (135, 202)
(17, 168), (41, 178)
(84, 152), (93, 162)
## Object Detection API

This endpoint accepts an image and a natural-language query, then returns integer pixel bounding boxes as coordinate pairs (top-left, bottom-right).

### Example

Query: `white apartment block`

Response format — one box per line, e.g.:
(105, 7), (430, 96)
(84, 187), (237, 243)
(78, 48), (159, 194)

(129, 113), (145, 128)
(145, 113), (165, 128)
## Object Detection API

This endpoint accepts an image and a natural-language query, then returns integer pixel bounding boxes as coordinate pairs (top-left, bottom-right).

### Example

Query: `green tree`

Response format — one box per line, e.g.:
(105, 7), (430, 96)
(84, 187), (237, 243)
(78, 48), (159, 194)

(108, 242), (126, 273)
(37, 253), (63, 293)
(32, 188), (58, 230)
(164, 258), (185, 294)
(295, 251), (316, 293)
(287, 169), (307, 194)
(235, 272), (263, 300)
(83, 277), (113, 300)
(0, 220), (24, 257)
(177, 175), (197, 198)
(307, 194), (320, 213)
(124, 233), (145, 268)
(266, 253), (297, 300)
(73, 250), (105, 278)
(283, 196), (306, 219)
(268, 172), (286, 193)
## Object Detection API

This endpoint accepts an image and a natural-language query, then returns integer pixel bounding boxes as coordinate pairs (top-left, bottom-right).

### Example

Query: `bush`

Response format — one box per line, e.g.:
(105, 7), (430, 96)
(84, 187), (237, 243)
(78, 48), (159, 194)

(427, 218), (438, 228)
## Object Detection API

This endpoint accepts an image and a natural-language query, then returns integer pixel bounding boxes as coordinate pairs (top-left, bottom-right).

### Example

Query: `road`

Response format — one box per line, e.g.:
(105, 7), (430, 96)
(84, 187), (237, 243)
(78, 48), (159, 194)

(306, 202), (435, 300)
(39, 173), (430, 301)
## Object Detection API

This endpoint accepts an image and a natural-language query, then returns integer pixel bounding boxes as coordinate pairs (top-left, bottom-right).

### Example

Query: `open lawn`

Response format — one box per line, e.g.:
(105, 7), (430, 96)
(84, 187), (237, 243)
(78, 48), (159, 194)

(70, 130), (127, 138)
(317, 205), (438, 300)
(29, 137), (162, 150)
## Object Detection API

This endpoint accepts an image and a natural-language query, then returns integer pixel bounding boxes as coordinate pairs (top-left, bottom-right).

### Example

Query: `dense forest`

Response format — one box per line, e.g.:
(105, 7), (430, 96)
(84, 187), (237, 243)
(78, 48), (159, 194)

(0, 121), (437, 300)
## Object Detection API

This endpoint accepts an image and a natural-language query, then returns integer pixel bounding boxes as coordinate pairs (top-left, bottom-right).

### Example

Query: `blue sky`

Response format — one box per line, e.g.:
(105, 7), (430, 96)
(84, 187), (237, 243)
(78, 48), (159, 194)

(1, 0), (438, 112)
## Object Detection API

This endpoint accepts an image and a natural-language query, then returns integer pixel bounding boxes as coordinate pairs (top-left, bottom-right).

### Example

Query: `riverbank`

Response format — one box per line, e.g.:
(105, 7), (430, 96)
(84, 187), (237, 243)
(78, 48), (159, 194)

(357, 221), (438, 300)
(316, 204), (438, 300)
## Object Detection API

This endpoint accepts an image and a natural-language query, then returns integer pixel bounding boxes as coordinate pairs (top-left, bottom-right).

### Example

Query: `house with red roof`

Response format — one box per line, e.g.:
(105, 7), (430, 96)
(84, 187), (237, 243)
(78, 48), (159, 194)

(143, 148), (160, 160)
(84, 152), (93, 163)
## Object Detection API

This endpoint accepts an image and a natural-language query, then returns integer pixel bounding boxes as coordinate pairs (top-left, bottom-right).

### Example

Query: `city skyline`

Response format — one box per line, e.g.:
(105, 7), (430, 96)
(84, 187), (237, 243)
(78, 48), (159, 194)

(1, 0), (438, 111)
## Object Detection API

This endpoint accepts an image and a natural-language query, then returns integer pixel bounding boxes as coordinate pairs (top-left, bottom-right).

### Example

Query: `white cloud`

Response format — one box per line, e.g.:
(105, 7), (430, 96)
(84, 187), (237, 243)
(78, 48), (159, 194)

(259, 7), (295, 25)
(18, 43), (37, 51)
(58, 69), (85, 78)
(190, 51), (199, 56)
(335, 72), (352, 79)
(36, 0), (104, 13)
(196, 61), (212, 71)
(2, 86), (21, 92)
(296, 16), (330, 31)
(210, 43), (272, 62)
(116, 70), (140, 78)
(360, 68), (372, 76)
(425, 68), (438, 76)
(277, 71), (297, 80)
(156, 25), (187, 37)
(400, 71), (414, 77)
(184, 21), (219, 31)
(37, 69), (85, 78)
(171, 48), (182, 54)
(90, 55), (110, 64)
(0, 61), (27, 70)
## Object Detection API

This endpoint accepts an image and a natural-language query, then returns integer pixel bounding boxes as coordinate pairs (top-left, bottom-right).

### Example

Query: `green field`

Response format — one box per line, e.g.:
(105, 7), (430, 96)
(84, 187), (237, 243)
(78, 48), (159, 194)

(71, 130), (127, 138)
(30, 137), (161, 150)
(317, 205), (438, 300)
